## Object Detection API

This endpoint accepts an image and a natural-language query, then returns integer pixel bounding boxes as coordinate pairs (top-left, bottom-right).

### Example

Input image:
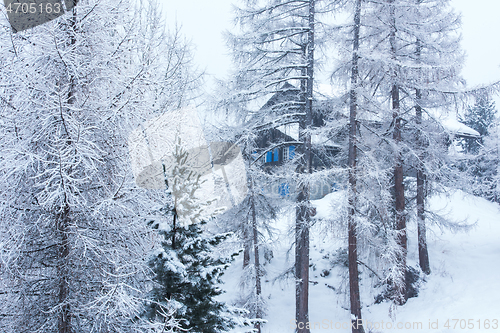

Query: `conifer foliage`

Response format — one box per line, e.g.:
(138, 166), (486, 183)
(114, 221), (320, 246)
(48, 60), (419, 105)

(460, 93), (497, 154)
(459, 93), (500, 202)
(227, 1), (329, 329)
(145, 218), (236, 333)
(144, 140), (237, 333)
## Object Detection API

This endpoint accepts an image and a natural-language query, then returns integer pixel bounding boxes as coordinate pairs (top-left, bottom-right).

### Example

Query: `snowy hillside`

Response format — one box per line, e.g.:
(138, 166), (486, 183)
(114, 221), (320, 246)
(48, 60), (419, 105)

(221, 190), (500, 333)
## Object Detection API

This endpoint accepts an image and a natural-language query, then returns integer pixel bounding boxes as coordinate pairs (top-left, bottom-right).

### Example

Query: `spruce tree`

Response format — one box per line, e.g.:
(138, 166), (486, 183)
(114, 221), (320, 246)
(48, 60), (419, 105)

(478, 120), (500, 203)
(459, 93), (499, 202)
(144, 140), (237, 333)
(460, 93), (497, 154)
(146, 219), (236, 333)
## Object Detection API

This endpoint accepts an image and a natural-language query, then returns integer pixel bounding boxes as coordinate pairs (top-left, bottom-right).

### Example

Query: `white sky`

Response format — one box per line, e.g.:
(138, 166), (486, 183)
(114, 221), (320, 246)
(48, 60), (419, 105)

(159, 0), (500, 93)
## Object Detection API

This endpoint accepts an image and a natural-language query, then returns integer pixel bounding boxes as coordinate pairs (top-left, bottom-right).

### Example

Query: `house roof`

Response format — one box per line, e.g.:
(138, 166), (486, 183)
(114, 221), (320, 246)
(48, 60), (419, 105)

(257, 82), (339, 147)
(260, 82), (301, 112)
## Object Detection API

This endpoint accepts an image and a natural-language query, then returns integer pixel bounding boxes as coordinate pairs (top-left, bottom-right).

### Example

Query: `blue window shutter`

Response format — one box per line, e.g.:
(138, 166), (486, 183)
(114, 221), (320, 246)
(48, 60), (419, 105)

(289, 145), (295, 159)
(274, 148), (279, 162)
(266, 151), (272, 163)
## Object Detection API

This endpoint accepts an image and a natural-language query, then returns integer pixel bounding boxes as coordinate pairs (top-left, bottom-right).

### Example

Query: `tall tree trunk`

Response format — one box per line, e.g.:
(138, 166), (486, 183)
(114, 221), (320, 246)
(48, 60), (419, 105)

(415, 30), (430, 275)
(58, 11), (78, 333)
(416, 148), (430, 275)
(57, 205), (71, 333)
(251, 183), (262, 333)
(295, 200), (310, 333)
(347, 1), (365, 332)
(295, 1), (314, 331)
(243, 228), (251, 269)
(390, 0), (407, 306)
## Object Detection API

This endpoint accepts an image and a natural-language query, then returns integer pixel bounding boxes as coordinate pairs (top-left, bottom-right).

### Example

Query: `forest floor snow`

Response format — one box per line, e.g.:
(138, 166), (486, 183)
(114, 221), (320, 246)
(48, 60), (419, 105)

(220, 190), (500, 333)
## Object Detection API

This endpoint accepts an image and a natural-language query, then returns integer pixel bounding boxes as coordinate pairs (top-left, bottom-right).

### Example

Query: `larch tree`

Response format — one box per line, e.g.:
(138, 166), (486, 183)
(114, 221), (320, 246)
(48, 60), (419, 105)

(414, 9), (430, 275)
(0, 0), (198, 332)
(361, 0), (463, 304)
(389, 0), (407, 305)
(227, 0), (325, 330)
(403, 0), (464, 277)
(346, 0), (365, 331)
(206, 85), (281, 332)
(330, 0), (464, 311)
(331, 0), (410, 313)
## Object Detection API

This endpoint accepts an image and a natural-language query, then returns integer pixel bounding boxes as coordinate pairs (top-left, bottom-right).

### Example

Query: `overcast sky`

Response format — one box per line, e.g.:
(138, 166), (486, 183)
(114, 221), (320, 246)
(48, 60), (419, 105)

(159, 0), (500, 94)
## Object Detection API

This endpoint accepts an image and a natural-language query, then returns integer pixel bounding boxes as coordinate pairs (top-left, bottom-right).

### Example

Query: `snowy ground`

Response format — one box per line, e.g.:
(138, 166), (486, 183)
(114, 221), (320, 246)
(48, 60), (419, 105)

(221, 190), (500, 333)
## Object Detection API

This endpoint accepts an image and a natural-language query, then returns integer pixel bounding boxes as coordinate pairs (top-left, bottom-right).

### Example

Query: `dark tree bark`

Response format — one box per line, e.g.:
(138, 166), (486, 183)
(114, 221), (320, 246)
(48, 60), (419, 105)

(295, 194), (310, 333)
(390, 0), (407, 306)
(415, 33), (430, 275)
(392, 83), (407, 305)
(251, 186), (262, 333)
(416, 156), (430, 275)
(295, 1), (314, 331)
(243, 229), (251, 269)
(347, 0), (365, 332)
(57, 205), (71, 333)
(58, 12), (78, 332)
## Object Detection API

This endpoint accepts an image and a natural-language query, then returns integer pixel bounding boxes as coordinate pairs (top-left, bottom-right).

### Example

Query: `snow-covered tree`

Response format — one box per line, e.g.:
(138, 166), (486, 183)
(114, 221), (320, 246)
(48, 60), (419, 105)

(477, 119), (500, 203)
(235, 153), (278, 333)
(344, 0), (365, 331)
(459, 93), (500, 202)
(145, 218), (237, 333)
(459, 93), (497, 154)
(330, 0), (464, 311)
(203, 91), (280, 332)
(143, 138), (238, 333)
(404, 0), (464, 278)
(0, 0), (198, 332)
(227, 1), (332, 330)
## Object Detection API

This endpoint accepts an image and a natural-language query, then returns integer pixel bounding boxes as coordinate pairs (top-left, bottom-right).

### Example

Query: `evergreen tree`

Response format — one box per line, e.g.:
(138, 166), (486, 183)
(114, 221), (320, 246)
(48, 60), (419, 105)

(477, 120), (500, 203)
(459, 93), (497, 154)
(144, 140), (237, 333)
(146, 220), (236, 333)
(459, 93), (500, 202)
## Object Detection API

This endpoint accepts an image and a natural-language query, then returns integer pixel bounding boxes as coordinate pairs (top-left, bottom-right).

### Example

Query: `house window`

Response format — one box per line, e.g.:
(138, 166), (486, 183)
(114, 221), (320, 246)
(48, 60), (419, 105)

(273, 148), (279, 162)
(283, 146), (289, 160)
(266, 151), (273, 163)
